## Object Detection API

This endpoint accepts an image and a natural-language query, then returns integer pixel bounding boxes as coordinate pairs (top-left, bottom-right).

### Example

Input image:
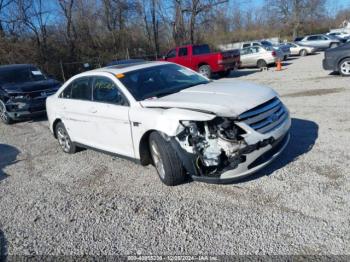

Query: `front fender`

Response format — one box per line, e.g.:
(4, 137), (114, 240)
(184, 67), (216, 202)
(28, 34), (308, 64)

(129, 107), (216, 159)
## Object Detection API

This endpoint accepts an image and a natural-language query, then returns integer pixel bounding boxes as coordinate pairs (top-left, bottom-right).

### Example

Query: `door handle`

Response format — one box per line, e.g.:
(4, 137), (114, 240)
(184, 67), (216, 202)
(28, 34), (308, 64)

(89, 108), (97, 113)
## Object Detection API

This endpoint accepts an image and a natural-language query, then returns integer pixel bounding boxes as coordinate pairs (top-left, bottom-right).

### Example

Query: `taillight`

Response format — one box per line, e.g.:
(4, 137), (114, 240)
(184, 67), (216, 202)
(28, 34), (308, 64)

(272, 51), (276, 57)
(218, 53), (223, 64)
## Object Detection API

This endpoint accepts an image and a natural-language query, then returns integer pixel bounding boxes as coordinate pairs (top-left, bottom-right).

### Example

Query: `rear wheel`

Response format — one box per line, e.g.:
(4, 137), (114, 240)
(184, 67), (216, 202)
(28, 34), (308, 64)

(0, 100), (13, 125)
(149, 131), (186, 186)
(339, 58), (350, 77)
(55, 122), (77, 154)
(299, 49), (307, 56)
(257, 59), (267, 69)
(198, 64), (212, 78)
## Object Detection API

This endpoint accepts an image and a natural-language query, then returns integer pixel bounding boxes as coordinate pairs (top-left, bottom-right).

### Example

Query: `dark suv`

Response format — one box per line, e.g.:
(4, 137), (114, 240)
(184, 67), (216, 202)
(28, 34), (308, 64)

(0, 64), (61, 124)
(323, 43), (350, 76)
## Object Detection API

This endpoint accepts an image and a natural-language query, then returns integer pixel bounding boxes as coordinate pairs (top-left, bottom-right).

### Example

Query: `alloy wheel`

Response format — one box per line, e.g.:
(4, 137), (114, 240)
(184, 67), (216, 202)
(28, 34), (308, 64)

(0, 101), (9, 123)
(57, 127), (72, 152)
(199, 66), (210, 78)
(340, 61), (350, 76)
(150, 140), (165, 179)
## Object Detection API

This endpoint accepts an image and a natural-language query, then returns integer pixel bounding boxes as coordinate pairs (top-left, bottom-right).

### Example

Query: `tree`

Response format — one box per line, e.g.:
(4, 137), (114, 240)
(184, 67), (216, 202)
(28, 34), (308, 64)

(266, 0), (326, 38)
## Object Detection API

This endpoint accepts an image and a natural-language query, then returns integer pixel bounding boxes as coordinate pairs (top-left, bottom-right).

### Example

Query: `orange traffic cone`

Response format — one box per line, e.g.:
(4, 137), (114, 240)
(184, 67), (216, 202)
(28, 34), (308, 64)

(276, 60), (282, 71)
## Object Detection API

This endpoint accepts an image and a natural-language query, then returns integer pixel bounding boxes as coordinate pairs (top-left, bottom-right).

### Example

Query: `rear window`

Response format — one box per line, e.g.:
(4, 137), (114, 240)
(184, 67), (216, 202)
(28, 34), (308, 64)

(193, 45), (211, 55)
(0, 66), (47, 84)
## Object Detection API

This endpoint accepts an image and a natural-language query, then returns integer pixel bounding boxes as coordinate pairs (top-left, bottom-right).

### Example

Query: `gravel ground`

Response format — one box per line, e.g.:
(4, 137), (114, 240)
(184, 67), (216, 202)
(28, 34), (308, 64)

(0, 53), (349, 255)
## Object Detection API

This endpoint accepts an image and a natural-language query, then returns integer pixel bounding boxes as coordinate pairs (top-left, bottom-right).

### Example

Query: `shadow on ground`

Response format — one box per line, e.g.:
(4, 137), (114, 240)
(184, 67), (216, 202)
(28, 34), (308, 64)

(240, 118), (319, 182)
(0, 144), (20, 181)
(0, 229), (7, 258)
(13, 114), (47, 124)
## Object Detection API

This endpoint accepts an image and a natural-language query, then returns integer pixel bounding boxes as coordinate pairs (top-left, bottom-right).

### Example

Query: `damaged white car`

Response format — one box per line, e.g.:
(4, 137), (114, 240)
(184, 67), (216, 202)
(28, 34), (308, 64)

(46, 61), (291, 186)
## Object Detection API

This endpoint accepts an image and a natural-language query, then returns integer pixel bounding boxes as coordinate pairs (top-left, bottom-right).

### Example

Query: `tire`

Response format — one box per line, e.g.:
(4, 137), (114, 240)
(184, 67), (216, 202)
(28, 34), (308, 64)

(330, 43), (338, 49)
(198, 64), (212, 78)
(0, 99), (13, 125)
(339, 58), (350, 77)
(257, 59), (267, 69)
(218, 70), (231, 78)
(149, 131), (186, 186)
(55, 121), (77, 154)
(299, 49), (307, 56)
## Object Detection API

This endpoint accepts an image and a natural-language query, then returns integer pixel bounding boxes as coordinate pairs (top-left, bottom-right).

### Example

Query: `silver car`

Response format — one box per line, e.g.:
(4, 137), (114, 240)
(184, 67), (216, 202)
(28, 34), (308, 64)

(239, 46), (279, 68)
(297, 34), (340, 50)
(241, 41), (289, 60)
(281, 43), (316, 56)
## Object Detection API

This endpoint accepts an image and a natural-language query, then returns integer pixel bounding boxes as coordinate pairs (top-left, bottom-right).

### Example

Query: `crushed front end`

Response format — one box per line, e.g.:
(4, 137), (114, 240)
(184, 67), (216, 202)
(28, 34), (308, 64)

(1, 89), (57, 120)
(170, 97), (291, 183)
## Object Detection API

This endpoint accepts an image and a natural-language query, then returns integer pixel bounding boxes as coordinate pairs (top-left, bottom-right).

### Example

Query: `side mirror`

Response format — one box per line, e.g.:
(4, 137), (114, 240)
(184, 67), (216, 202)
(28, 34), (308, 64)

(162, 56), (166, 60)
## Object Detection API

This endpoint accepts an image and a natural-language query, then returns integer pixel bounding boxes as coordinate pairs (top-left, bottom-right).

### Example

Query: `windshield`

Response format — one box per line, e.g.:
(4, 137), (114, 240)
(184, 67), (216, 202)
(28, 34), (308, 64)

(0, 66), (47, 84)
(118, 64), (209, 101)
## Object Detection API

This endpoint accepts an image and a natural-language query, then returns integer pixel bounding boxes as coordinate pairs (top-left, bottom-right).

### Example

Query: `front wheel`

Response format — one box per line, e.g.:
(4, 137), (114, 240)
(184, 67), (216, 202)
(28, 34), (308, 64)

(0, 100), (13, 125)
(149, 132), (186, 186)
(55, 122), (77, 154)
(198, 64), (212, 78)
(339, 59), (350, 77)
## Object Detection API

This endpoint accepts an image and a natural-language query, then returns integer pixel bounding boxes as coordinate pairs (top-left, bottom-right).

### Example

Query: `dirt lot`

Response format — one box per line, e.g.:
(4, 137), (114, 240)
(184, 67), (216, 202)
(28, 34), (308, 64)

(0, 53), (349, 255)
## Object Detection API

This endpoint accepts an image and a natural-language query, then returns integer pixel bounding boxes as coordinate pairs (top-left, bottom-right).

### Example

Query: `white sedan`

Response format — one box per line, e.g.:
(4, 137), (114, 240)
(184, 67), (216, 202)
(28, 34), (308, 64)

(46, 61), (291, 186)
(284, 42), (316, 56)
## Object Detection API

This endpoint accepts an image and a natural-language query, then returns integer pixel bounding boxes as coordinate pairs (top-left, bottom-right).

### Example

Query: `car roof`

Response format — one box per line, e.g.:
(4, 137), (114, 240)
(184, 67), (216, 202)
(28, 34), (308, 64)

(75, 61), (171, 77)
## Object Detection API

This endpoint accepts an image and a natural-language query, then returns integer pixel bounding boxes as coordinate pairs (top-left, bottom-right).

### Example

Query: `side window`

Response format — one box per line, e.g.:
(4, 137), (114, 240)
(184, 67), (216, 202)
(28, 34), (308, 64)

(166, 49), (176, 58)
(178, 47), (188, 57)
(242, 43), (250, 48)
(92, 77), (128, 106)
(307, 36), (317, 41)
(60, 77), (91, 100)
(252, 43), (260, 46)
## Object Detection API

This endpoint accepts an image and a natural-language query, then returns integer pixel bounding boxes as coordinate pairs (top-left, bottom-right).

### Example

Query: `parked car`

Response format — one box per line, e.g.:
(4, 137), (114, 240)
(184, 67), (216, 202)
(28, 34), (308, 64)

(296, 34), (341, 50)
(326, 32), (350, 40)
(240, 41), (290, 61)
(0, 64), (61, 124)
(323, 42), (350, 76)
(281, 42), (316, 56)
(46, 61), (291, 186)
(239, 46), (278, 68)
(161, 44), (240, 78)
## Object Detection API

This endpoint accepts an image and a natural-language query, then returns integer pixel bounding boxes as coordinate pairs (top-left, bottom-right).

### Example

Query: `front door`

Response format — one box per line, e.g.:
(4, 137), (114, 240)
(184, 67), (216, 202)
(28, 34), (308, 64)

(89, 76), (134, 158)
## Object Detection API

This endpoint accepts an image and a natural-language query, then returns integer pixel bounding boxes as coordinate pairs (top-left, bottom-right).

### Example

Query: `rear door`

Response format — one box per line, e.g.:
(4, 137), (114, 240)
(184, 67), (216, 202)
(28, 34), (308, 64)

(58, 77), (94, 145)
(89, 76), (134, 157)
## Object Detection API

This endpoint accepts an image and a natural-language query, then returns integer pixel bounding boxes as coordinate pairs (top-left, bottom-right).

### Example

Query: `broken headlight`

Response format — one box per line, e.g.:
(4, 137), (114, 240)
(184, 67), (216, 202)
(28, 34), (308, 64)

(177, 118), (247, 175)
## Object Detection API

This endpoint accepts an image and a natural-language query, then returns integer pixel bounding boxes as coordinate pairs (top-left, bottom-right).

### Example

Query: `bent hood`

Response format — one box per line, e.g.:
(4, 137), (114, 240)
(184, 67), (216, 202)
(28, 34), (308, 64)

(140, 80), (277, 117)
(0, 79), (61, 94)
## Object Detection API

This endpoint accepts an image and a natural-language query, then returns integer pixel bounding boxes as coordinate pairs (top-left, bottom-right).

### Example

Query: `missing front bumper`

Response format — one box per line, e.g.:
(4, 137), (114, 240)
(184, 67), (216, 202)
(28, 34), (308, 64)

(171, 132), (290, 184)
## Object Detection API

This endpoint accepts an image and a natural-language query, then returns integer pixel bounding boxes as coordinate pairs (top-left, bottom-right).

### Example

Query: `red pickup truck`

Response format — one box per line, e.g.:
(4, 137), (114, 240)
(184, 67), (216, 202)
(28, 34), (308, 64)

(161, 44), (240, 78)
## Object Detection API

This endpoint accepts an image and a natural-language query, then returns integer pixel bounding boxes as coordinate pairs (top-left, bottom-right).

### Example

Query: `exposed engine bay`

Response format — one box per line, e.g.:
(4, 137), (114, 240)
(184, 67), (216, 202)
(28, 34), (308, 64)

(175, 118), (246, 176)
